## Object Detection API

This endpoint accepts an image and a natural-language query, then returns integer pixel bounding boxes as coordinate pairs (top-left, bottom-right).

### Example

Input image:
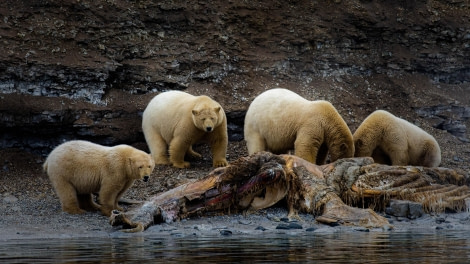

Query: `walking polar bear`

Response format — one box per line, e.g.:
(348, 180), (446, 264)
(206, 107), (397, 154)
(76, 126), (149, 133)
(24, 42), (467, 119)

(244, 88), (355, 164)
(43, 140), (155, 216)
(353, 110), (441, 167)
(142, 91), (228, 168)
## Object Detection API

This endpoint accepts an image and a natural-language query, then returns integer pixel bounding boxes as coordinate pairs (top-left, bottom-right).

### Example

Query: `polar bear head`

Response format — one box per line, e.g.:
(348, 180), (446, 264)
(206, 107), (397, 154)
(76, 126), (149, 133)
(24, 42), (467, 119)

(192, 107), (222, 132)
(128, 152), (155, 182)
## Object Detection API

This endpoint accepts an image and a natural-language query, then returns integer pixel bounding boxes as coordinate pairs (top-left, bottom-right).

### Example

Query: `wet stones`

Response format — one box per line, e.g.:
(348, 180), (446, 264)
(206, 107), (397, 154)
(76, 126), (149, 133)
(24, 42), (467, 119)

(385, 199), (424, 219)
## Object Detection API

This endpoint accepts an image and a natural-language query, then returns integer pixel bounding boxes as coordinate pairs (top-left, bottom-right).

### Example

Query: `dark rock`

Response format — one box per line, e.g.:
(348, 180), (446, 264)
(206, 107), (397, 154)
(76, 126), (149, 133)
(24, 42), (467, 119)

(354, 228), (370, 232)
(219, 229), (233, 236)
(305, 227), (316, 232)
(170, 232), (183, 237)
(276, 223), (303, 230)
(255, 226), (267, 231)
(386, 199), (424, 219)
(408, 202), (424, 219)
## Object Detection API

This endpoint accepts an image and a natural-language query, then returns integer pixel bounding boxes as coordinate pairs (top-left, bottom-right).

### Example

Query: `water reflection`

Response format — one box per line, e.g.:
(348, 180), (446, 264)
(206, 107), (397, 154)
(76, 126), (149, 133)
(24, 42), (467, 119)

(1, 231), (469, 263)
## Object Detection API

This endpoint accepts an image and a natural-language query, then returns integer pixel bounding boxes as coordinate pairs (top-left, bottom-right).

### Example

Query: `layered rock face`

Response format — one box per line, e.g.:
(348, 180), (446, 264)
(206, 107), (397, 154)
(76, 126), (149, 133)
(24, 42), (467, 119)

(0, 0), (469, 155)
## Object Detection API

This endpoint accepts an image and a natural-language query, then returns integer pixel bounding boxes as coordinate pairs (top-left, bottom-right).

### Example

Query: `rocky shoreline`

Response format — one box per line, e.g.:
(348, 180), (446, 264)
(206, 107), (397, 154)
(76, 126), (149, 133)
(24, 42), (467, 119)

(2, 143), (470, 241)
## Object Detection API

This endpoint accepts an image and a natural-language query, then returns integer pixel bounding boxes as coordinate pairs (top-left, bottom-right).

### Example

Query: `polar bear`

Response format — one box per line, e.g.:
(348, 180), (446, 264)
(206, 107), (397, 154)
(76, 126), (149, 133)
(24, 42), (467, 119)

(244, 88), (355, 164)
(353, 110), (441, 167)
(142, 91), (228, 168)
(43, 140), (155, 216)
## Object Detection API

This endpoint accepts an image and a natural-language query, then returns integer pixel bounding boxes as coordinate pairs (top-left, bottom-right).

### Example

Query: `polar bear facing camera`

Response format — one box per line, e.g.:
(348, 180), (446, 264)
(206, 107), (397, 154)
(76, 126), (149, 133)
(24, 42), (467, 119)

(43, 140), (155, 216)
(353, 110), (441, 167)
(142, 91), (228, 168)
(244, 88), (355, 164)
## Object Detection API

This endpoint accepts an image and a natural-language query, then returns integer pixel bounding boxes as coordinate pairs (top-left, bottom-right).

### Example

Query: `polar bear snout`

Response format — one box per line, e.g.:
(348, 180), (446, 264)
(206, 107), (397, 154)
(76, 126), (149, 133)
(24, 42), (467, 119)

(143, 175), (150, 182)
(205, 126), (213, 132)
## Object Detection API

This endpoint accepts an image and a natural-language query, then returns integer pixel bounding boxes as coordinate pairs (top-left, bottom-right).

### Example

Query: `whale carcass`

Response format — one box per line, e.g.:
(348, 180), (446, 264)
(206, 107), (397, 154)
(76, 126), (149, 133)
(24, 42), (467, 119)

(110, 152), (470, 232)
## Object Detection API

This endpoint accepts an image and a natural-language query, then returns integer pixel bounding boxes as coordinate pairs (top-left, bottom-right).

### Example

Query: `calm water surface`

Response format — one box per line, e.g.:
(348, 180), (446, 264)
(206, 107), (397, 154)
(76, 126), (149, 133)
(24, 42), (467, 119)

(1, 231), (469, 263)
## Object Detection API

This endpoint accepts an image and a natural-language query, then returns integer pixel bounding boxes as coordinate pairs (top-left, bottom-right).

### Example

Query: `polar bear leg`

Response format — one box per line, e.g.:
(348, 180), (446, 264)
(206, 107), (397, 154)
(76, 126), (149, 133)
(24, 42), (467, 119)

(421, 141), (441, 167)
(370, 148), (391, 165)
(385, 144), (409, 166)
(210, 139), (229, 167)
(54, 179), (86, 214)
(315, 143), (329, 165)
(113, 181), (133, 211)
(98, 180), (124, 216)
(245, 132), (267, 155)
(186, 146), (202, 159)
(294, 134), (322, 164)
(77, 193), (101, 212)
(145, 131), (171, 165)
(169, 136), (191, 168)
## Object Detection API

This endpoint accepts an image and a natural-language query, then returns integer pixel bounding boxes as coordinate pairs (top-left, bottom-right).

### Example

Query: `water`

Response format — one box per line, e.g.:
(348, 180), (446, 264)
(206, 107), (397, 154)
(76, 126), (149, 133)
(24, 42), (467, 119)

(1, 231), (469, 263)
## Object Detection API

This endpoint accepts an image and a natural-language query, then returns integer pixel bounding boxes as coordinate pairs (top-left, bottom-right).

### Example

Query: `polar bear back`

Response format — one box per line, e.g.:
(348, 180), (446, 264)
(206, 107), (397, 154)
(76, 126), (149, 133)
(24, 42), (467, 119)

(353, 110), (441, 167)
(245, 89), (312, 152)
(44, 140), (137, 193)
(244, 88), (354, 163)
(143, 91), (197, 143)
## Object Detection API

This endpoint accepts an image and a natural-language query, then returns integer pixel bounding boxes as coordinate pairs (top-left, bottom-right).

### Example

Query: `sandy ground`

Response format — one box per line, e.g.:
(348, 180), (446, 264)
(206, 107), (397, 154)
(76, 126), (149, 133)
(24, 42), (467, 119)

(2, 141), (470, 241)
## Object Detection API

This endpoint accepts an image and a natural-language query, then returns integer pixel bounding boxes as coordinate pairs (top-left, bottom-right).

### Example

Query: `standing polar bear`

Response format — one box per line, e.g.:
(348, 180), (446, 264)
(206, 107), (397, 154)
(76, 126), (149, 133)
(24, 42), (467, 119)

(142, 91), (228, 168)
(244, 88), (355, 164)
(353, 110), (441, 167)
(43, 140), (155, 216)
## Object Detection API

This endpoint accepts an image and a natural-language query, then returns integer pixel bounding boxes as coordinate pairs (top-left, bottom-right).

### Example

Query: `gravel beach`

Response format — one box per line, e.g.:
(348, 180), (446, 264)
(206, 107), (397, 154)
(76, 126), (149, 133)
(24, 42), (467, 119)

(2, 141), (470, 241)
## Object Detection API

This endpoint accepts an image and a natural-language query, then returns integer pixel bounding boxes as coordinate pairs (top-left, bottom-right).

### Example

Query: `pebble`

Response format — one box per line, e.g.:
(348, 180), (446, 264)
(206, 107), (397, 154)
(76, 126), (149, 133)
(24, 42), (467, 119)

(267, 214), (280, 222)
(171, 232), (183, 237)
(276, 223), (303, 230)
(220, 229), (232, 236)
(3, 195), (18, 203)
(238, 220), (252, 225)
(255, 226), (267, 231)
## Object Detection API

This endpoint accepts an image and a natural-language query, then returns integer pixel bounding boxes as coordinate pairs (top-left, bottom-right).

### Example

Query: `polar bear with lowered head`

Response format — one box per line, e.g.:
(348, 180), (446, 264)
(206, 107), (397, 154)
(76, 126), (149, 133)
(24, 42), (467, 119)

(244, 88), (355, 164)
(142, 91), (228, 168)
(43, 140), (155, 216)
(353, 110), (441, 167)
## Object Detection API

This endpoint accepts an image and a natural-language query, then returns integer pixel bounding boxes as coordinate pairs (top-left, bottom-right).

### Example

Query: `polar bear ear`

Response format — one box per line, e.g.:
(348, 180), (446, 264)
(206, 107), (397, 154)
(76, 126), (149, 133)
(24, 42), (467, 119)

(214, 107), (221, 113)
(192, 109), (199, 115)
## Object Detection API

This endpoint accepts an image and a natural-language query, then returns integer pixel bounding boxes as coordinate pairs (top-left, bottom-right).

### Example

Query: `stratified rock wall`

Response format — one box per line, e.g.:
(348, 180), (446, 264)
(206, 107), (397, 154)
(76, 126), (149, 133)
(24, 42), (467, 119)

(0, 0), (469, 154)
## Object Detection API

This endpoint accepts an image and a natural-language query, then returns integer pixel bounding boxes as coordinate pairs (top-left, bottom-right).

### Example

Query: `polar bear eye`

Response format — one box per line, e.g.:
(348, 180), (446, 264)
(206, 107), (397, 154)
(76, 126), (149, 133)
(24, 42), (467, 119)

(139, 166), (143, 169)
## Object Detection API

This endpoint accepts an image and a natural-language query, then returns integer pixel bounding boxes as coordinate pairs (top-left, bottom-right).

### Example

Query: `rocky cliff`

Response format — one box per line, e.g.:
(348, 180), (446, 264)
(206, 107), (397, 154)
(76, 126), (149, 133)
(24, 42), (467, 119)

(0, 0), (469, 167)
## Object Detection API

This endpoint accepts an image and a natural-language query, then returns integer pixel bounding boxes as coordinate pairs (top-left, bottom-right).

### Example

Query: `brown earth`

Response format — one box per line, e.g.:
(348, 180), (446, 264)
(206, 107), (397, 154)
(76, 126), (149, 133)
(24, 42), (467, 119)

(1, 0), (470, 239)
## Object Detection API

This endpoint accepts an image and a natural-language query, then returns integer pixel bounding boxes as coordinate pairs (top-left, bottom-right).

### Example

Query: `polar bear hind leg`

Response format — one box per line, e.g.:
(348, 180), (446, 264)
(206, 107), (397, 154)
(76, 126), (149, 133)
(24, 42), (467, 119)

(145, 129), (171, 165)
(53, 179), (86, 214)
